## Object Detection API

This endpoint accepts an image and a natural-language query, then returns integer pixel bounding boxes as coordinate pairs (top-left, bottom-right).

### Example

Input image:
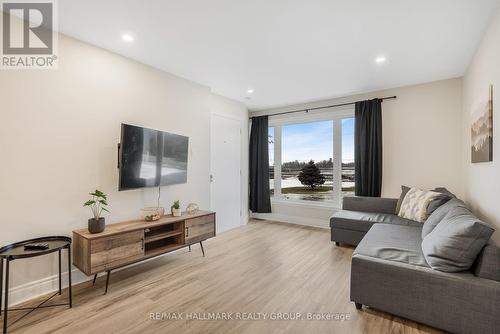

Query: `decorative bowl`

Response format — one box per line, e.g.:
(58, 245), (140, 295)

(140, 207), (165, 221)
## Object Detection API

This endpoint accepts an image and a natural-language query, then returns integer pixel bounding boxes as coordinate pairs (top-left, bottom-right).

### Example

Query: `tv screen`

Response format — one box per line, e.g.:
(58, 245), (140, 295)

(119, 124), (189, 191)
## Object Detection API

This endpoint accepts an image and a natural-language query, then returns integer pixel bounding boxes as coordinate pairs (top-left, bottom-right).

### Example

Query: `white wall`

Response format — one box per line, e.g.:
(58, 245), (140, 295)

(0, 27), (248, 304)
(463, 7), (500, 243)
(251, 78), (464, 227)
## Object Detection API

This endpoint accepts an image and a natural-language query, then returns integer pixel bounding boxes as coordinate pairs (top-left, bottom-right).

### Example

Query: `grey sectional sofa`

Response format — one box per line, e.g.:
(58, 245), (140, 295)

(330, 196), (500, 334)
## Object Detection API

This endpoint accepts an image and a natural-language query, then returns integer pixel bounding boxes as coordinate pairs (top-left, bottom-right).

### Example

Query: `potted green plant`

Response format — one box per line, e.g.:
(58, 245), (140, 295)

(171, 200), (181, 217)
(84, 190), (109, 233)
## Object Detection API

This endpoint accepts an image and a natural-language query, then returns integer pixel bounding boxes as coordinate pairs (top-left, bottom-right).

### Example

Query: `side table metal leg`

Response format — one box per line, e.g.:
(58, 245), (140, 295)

(58, 250), (62, 295)
(68, 246), (72, 308)
(0, 258), (3, 316)
(92, 274), (97, 286)
(199, 241), (205, 257)
(104, 271), (111, 295)
(3, 259), (9, 334)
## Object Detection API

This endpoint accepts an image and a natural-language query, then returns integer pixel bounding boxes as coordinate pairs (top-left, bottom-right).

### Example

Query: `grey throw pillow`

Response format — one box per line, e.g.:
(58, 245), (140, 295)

(433, 187), (456, 198)
(422, 198), (465, 239)
(395, 185), (410, 214)
(427, 194), (451, 215)
(422, 206), (495, 272)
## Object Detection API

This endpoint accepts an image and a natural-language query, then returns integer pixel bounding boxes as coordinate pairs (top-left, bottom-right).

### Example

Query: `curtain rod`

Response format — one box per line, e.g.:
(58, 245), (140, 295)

(249, 96), (397, 119)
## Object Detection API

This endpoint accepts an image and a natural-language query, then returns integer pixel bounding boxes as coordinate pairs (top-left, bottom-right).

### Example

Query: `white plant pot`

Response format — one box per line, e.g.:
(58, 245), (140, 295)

(172, 208), (182, 217)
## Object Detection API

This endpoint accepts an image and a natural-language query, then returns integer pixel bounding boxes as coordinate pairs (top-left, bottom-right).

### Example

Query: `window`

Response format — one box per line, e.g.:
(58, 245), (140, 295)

(269, 110), (355, 207)
(268, 127), (275, 197)
(281, 121), (333, 201)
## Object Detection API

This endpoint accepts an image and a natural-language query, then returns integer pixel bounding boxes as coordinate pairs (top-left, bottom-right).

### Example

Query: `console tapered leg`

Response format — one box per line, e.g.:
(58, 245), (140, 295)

(68, 246), (72, 308)
(3, 260), (9, 334)
(104, 271), (111, 295)
(58, 250), (62, 295)
(188, 245), (191, 252)
(199, 241), (205, 257)
(92, 274), (97, 286)
(0, 258), (3, 316)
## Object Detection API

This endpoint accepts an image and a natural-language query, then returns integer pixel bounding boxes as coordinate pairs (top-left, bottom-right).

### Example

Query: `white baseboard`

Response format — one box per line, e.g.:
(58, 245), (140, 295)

(2, 248), (187, 307)
(3, 269), (90, 307)
(251, 213), (329, 229)
(1, 220), (249, 308)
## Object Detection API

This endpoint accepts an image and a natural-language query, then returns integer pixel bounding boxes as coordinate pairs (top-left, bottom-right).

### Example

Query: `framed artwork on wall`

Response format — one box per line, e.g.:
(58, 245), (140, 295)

(471, 84), (493, 163)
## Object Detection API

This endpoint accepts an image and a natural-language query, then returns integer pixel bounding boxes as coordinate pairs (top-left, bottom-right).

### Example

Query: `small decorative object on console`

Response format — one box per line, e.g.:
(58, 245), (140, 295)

(171, 200), (181, 217)
(186, 203), (199, 214)
(140, 207), (165, 221)
(84, 189), (109, 234)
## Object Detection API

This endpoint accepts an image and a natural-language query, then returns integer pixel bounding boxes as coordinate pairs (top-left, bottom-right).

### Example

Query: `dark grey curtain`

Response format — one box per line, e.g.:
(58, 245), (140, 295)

(249, 116), (272, 213)
(354, 98), (382, 197)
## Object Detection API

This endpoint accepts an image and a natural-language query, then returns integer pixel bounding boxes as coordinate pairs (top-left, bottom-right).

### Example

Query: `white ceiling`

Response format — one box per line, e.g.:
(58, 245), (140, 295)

(57, 0), (499, 110)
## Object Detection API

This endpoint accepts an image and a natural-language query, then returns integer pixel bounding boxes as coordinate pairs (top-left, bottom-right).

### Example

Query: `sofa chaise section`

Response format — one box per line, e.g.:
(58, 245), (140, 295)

(330, 196), (420, 246)
(350, 223), (500, 334)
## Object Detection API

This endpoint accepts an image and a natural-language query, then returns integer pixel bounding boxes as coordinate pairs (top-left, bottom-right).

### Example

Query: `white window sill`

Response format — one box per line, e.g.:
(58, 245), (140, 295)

(271, 198), (340, 210)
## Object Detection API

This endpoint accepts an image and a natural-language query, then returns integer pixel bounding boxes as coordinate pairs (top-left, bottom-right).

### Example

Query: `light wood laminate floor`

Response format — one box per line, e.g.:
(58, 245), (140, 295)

(4, 220), (444, 334)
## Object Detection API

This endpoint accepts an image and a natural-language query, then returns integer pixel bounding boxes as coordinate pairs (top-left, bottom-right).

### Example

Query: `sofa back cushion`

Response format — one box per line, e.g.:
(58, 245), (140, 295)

(422, 198), (466, 239)
(422, 206), (495, 272)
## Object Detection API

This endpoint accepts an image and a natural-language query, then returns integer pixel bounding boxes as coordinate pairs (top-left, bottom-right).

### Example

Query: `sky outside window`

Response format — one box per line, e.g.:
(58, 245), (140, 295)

(282, 121), (333, 163)
(280, 119), (355, 164)
(342, 118), (354, 163)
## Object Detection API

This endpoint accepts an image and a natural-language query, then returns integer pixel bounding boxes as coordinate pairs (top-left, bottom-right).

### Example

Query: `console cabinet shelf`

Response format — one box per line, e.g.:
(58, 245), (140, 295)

(145, 230), (183, 244)
(72, 211), (215, 276)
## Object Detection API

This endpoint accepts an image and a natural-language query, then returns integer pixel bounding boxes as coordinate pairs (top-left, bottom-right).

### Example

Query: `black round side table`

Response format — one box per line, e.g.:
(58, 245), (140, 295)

(0, 236), (72, 333)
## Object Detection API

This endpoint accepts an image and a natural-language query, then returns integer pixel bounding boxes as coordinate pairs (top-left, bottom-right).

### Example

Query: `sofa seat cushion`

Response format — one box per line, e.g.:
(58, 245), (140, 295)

(354, 224), (429, 267)
(330, 210), (421, 233)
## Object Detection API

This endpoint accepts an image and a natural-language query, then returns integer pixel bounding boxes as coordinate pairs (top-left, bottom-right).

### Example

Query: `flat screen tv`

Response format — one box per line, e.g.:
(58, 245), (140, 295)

(119, 124), (189, 191)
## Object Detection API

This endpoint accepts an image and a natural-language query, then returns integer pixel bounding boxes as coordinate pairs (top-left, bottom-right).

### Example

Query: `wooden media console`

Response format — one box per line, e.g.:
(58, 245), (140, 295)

(72, 211), (216, 293)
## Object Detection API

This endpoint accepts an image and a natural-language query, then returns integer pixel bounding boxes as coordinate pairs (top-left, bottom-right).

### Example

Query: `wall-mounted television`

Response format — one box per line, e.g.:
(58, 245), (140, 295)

(118, 124), (189, 191)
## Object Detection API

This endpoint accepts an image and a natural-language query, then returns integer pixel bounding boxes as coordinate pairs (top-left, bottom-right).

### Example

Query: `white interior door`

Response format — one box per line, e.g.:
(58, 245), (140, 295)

(210, 114), (241, 233)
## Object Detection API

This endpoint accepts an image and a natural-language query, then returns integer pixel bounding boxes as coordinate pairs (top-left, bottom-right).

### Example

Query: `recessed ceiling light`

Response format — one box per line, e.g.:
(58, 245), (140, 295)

(122, 34), (134, 42)
(375, 57), (386, 63)
(247, 89), (254, 94)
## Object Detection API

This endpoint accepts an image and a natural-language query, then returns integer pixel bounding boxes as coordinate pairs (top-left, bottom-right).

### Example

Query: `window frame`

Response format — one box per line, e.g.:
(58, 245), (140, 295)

(269, 107), (354, 208)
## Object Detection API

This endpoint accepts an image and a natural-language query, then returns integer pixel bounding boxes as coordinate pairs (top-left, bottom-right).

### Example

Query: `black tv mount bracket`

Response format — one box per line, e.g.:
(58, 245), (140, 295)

(117, 143), (121, 169)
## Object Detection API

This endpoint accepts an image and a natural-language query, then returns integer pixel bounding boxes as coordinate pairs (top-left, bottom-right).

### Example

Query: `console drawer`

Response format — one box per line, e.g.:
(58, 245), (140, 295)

(90, 230), (144, 273)
(185, 214), (215, 243)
